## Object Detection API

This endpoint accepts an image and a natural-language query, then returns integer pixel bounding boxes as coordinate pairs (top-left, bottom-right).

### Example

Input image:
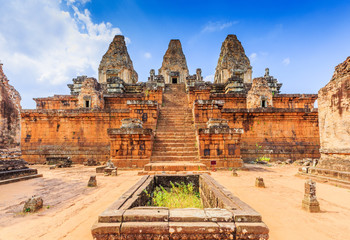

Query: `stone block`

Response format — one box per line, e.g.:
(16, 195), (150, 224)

(98, 210), (125, 223)
(255, 177), (265, 188)
(23, 195), (43, 213)
(169, 208), (208, 222)
(123, 209), (168, 222)
(204, 208), (233, 222)
(120, 222), (169, 235)
(88, 175), (97, 187)
(235, 222), (269, 240)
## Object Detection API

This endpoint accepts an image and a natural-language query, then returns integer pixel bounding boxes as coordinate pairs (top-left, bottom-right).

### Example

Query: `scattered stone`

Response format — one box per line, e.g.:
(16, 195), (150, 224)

(232, 170), (238, 177)
(104, 172), (110, 176)
(301, 167), (309, 173)
(303, 161), (311, 166)
(255, 177), (265, 188)
(285, 159), (293, 164)
(46, 157), (72, 168)
(106, 159), (115, 168)
(88, 175), (97, 187)
(49, 165), (56, 170)
(111, 169), (117, 176)
(276, 160), (282, 165)
(83, 159), (100, 166)
(23, 195), (43, 213)
(302, 179), (320, 212)
(312, 159), (318, 167)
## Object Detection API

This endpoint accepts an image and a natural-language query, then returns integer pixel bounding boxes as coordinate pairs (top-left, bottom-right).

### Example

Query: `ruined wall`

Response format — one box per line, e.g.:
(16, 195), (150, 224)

(0, 64), (21, 157)
(318, 56), (350, 171)
(21, 103), (158, 164)
(193, 99), (320, 162)
(222, 110), (320, 162)
(34, 96), (78, 110)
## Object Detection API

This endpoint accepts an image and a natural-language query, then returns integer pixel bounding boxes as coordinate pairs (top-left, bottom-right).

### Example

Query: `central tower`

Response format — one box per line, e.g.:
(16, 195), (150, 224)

(158, 39), (189, 84)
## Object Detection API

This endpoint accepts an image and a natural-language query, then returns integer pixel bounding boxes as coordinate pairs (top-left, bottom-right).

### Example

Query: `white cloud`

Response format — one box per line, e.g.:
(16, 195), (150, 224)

(0, 0), (122, 87)
(203, 74), (214, 82)
(249, 53), (257, 62)
(144, 52), (152, 59)
(282, 57), (291, 66)
(201, 21), (238, 33)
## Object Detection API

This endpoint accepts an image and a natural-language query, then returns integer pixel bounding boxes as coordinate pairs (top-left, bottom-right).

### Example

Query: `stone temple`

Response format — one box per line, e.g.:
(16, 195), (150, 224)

(9, 34), (323, 172)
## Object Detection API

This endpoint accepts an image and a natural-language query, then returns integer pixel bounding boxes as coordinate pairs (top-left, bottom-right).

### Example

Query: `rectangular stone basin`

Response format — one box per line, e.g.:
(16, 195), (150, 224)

(92, 174), (269, 240)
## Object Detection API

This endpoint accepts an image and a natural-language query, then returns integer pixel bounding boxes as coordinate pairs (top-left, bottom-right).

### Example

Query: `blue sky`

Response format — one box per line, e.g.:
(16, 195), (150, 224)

(1, 0), (350, 108)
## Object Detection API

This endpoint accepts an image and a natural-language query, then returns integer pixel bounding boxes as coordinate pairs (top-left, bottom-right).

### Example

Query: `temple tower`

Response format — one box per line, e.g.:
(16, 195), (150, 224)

(158, 39), (189, 84)
(214, 34), (252, 84)
(98, 35), (138, 84)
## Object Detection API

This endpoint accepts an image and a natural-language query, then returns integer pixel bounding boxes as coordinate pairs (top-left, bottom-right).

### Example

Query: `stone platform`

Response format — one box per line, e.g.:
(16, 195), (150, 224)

(138, 161), (209, 175)
(298, 167), (350, 189)
(0, 168), (42, 185)
(92, 174), (269, 240)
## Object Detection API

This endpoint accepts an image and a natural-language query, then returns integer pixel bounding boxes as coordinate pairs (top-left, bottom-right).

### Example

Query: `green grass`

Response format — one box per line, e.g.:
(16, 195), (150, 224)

(148, 182), (203, 209)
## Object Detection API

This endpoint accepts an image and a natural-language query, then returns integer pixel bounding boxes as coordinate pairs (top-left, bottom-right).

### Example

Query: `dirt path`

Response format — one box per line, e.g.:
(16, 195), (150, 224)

(1, 165), (350, 240)
(0, 165), (141, 240)
(211, 165), (350, 240)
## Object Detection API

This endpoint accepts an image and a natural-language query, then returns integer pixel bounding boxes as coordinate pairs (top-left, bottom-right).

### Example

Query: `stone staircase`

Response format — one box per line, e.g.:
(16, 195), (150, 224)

(139, 84), (207, 174)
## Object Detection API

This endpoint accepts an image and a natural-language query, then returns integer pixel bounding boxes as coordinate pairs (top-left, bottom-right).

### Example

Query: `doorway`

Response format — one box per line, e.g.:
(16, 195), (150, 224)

(172, 77), (178, 84)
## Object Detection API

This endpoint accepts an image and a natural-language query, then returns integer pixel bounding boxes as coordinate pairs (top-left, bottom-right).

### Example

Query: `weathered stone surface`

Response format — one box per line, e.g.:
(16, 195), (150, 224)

(123, 209), (168, 222)
(98, 35), (138, 84)
(169, 208), (208, 222)
(235, 222), (269, 240)
(23, 195), (43, 212)
(121, 222), (169, 234)
(247, 78), (273, 108)
(255, 177), (265, 188)
(88, 175), (97, 187)
(204, 208), (233, 222)
(302, 179), (320, 212)
(46, 157), (72, 168)
(214, 34), (252, 84)
(158, 39), (189, 84)
(77, 77), (104, 109)
(120, 118), (143, 128)
(0, 63), (21, 157)
(318, 56), (350, 172)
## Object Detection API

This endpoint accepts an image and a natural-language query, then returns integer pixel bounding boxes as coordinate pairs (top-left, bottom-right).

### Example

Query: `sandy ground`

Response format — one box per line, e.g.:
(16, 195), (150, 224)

(211, 165), (350, 240)
(0, 165), (349, 240)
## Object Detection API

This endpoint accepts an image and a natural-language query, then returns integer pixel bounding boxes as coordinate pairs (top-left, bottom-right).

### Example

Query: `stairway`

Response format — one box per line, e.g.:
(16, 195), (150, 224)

(140, 84), (207, 174)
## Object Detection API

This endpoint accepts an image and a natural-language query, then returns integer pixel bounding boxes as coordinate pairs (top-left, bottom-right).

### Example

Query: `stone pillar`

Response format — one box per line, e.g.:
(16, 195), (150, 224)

(302, 179), (320, 212)
(196, 68), (202, 82)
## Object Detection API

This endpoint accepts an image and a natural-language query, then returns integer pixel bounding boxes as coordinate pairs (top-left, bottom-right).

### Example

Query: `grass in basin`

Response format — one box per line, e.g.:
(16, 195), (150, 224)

(145, 182), (203, 209)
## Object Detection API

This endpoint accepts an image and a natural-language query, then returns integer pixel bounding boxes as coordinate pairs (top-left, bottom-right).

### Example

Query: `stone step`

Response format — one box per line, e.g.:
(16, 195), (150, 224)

(150, 156), (199, 161)
(153, 147), (198, 152)
(142, 161), (207, 172)
(156, 132), (195, 136)
(155, 136), (196, 140)
(157, 120), (192, 124)
(154, 140), (196, 144)
(152, 152), (197, 157)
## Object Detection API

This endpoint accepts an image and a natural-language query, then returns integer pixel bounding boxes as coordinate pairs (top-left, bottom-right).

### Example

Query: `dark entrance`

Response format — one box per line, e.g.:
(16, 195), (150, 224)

(172, 77), (178, 84)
